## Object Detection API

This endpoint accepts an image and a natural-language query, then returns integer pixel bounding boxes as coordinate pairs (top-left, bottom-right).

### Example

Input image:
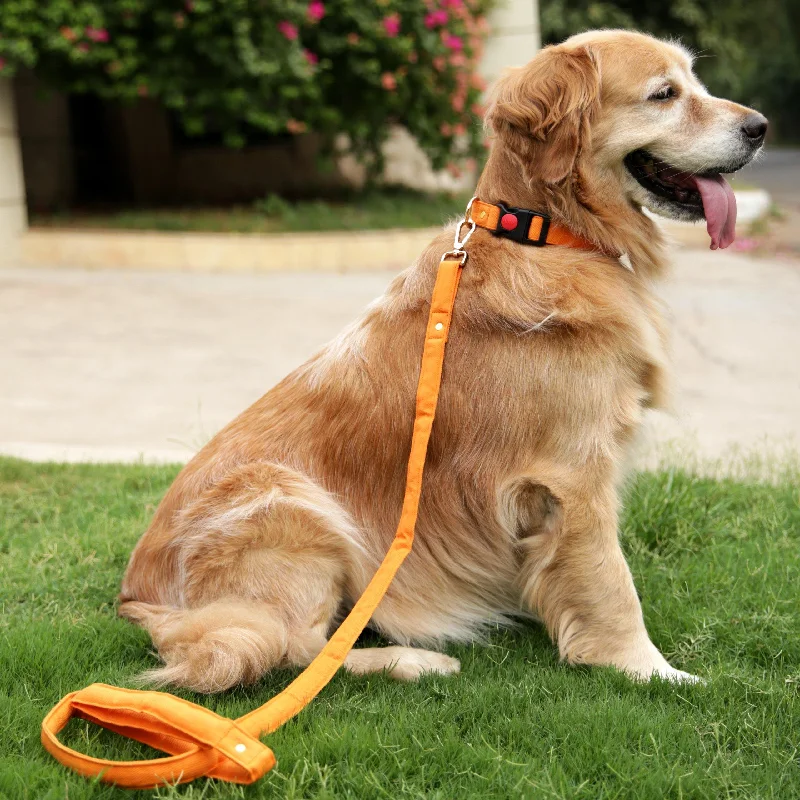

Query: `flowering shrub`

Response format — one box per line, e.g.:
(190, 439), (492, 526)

(0, 0), (494, 170)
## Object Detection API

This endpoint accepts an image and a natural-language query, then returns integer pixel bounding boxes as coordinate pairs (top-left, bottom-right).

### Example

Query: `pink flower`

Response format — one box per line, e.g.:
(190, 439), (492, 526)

(347, 32), (360, 44)
(286, 119), (307, 134)
(381, 72), (397, 90)
(60, 26), (77, 42)
(277, 20), (298, 41)
(732, 237), (758, 252)
(453, 123), (466, 136)
(383, 13), (401, 36)
(77, 42), (90, 53)
(445, 34), (463, 50)
(440, 122), (452, 136)
(470, 73), (486, 90)
(86, 26), (109, 42)
(471, 101), (485, 116)
(441, 0), (463, 7)
(424, 9), (448, 27)
(303, 49), (318, 66)
(449, 52), (467, 67)
(433, 56), (446, 71)
(451, 93), (465, 112)
(307, 1), (325, 22)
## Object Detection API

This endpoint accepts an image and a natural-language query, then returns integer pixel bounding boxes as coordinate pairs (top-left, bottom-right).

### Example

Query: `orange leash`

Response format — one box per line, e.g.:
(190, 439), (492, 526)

(41, 250), (466, 789)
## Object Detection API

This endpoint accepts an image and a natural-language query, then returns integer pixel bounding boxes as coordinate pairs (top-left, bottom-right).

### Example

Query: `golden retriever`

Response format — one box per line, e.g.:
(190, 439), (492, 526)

(119, 30), (767, 692)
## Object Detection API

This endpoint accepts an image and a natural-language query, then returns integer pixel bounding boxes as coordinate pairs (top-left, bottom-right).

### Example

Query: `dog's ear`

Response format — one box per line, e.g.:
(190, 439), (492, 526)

(485, 45), (600, 185)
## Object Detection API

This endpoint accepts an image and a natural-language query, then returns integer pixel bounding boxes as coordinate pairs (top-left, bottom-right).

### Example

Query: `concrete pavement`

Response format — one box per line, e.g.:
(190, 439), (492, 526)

(640, 247), (800, 469)
(1, 269), (390, 462)
(2, 245), (799, 470)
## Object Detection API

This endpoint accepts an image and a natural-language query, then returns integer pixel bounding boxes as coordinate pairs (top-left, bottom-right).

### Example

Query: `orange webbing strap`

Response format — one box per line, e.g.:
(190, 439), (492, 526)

(41, 255), (465, 789)
(469, 198), (598, 251)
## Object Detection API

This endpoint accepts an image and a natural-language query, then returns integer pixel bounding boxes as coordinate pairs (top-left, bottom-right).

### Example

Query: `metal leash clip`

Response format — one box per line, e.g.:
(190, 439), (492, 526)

(443, 196), (478, 265)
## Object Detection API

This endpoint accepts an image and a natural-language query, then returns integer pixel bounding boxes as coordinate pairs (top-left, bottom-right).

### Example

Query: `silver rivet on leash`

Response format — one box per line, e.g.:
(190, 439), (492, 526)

(435, 323), (443, 331)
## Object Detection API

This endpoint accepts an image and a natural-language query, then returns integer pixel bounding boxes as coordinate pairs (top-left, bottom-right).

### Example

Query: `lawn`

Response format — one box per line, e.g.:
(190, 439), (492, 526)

(1, 457), (798, 799)
(29, 188), (473, 235)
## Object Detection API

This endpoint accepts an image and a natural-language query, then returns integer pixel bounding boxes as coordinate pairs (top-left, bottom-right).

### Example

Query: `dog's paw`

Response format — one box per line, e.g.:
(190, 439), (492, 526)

(623, 658), (703, 685)
(389, 650), (461, 682)
(652, 665), (704, 684)
(609, 640), (703, 685)
(345, 646), (460, 681)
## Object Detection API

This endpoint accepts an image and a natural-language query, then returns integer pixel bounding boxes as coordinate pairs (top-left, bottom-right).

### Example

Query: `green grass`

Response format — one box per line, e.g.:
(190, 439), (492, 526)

(1, 457), (799, 799)
(30, 188), (472, 235)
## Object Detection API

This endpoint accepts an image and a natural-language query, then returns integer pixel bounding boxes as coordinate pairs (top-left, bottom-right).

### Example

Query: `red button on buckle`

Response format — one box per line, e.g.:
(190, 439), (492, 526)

(500, 213), (518, 231)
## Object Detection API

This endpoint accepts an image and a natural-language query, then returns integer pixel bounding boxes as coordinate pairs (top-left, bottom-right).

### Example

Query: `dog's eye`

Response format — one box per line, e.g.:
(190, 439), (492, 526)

(649, 85), (676, 101)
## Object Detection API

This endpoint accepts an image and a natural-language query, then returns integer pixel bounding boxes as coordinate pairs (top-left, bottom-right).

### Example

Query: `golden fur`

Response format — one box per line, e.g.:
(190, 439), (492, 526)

(120, 31), (765, 691)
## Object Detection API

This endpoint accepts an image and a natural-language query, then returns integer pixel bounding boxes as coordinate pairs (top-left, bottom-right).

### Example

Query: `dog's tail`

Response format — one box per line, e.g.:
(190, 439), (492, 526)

(118, 600), (289, 694)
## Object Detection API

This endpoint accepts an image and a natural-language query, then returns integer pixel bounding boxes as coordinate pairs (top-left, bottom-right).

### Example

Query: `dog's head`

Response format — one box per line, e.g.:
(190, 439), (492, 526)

(485, 30), (767, 250)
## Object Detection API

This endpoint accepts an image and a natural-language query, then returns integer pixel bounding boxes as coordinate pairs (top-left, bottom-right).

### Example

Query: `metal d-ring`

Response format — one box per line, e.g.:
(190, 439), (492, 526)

(442, 249), (468, 266)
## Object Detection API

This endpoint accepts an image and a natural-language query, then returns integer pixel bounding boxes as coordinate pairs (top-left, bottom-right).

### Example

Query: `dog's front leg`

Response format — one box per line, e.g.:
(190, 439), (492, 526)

(514, 473), (697, 682)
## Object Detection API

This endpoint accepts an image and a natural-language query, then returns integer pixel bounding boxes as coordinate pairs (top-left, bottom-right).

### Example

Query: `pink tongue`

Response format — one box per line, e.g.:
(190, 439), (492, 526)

(689, 174), (737, 250)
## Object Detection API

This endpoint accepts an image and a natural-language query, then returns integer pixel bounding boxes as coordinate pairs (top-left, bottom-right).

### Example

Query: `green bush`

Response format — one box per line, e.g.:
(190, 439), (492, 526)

(0, 0), (493, 169)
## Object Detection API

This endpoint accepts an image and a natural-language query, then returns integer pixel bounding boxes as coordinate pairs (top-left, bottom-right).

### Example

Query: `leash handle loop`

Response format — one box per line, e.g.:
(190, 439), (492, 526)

(41, 253), (465, 788)
(41, 684), (275, 788)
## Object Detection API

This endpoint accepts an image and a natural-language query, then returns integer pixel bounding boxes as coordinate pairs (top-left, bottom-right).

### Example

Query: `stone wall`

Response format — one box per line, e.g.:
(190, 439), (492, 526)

(0, 78), (27, 266)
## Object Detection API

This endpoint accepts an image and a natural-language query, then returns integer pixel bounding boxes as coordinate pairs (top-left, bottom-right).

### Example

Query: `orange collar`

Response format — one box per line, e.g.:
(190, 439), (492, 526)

(469, 198), (597, 251)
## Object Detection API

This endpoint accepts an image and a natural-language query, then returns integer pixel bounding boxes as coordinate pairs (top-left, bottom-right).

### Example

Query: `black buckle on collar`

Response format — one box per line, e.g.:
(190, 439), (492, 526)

(493, 202), (550, 246)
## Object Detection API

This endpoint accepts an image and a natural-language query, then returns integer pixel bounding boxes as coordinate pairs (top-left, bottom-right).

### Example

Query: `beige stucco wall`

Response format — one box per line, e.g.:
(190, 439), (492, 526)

(0, 78), (27, 266)
(482, 0), (541, 83)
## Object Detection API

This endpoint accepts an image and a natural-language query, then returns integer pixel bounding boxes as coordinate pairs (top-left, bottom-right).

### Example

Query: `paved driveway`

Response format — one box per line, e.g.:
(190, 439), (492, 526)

(735, 147), (800, 207)
(2, 246), (798, 470)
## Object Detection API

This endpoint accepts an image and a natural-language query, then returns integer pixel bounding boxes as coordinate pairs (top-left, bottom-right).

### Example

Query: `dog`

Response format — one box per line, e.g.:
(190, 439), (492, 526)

(119, 30), (766, 692)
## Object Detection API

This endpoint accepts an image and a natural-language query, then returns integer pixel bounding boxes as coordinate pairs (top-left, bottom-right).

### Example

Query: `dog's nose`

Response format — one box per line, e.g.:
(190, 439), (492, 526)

(741, 113), (768, 143)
